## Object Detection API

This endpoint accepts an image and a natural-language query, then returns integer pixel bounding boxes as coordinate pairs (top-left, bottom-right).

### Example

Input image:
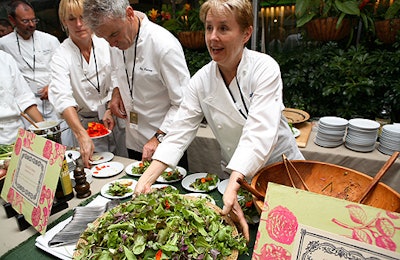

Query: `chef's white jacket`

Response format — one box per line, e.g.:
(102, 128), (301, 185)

(48, 35), (122, 153)
(0, 51), (37, 144)
(110, 12), (190, 152)
(49, 35), (112, 116)
(0, 30), (60, 120)
(153, 48), (304, 179)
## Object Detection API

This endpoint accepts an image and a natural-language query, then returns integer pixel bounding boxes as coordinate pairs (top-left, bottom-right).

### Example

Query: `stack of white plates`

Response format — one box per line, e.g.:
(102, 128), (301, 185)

(345, 118), (380, 152)
(378, 124), (400, 155)
(314, 116), (348, 147)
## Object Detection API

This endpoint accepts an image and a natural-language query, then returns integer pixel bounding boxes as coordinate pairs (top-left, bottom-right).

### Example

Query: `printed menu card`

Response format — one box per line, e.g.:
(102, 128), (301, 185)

(252, 182), (400, 259)
(1, 128), (65, 234)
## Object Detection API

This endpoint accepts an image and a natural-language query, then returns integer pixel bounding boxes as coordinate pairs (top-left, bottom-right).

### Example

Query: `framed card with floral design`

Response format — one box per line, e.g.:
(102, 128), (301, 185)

(1, 128), (66, 234)
(252, 183), (400, 259)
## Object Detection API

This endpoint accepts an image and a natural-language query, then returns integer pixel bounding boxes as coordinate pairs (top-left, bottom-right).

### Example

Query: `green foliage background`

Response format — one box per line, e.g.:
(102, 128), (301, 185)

(184, 42), (400, 123)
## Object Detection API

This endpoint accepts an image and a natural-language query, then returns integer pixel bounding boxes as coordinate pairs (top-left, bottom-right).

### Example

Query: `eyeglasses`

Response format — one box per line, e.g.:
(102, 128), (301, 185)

(20, 18), (40, 25)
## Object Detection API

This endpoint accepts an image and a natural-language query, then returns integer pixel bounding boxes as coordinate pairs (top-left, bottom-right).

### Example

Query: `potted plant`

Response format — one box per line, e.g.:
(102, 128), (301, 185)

(148, 1), (206, 49)
(295, 0), (362, 41)
(374, 0), (400, 44)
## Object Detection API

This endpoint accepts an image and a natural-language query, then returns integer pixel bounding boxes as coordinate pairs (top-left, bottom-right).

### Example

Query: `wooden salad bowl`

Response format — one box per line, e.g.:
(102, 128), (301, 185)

(251, 160), (400, 213)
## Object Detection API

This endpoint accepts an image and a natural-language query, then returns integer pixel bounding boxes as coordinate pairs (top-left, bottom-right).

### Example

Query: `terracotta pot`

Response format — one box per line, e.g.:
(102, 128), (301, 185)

(306, 17), (352, 42)
(375, 19), (400, 44)
(177, 31), (206, 50)
(251, 160), (400, 214)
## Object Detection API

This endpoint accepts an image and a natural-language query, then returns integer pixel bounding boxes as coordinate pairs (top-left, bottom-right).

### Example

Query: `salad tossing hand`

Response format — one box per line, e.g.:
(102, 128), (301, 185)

(221, 171), (250, 242)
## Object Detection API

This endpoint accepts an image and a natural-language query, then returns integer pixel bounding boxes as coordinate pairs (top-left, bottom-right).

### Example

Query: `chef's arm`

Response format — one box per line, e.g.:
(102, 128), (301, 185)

(24, 105), (44, 122)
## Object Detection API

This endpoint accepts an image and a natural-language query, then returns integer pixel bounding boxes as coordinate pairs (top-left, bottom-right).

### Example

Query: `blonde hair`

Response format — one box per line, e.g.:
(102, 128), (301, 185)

(199, 0), (253, 32)
(58, 0), (84, 35)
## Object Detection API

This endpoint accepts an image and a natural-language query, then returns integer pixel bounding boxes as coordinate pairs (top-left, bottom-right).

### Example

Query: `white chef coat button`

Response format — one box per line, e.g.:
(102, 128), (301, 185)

(217, 125), (222, 129)
(227, 147), (231, 151)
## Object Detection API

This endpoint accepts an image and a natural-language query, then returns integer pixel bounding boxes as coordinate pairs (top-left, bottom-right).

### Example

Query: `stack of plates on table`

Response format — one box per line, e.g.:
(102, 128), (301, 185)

(314, 116), (348, 148)
(345, 118), (380, 152)
(378, 124), (400, 155)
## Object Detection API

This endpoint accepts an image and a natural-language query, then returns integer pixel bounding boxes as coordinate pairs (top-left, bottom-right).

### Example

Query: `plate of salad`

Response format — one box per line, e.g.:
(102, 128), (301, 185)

(182, 173), (220, 193)
(156, 166), (187, 183)
(184, 193), (216, 205)
(125, 161), (150, 177)
(100, 179), (137, 199)
(74, 190), (247, 259)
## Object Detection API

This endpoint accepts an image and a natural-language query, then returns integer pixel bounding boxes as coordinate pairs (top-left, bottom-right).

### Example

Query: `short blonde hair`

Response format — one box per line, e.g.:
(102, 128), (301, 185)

(58, 0), (84, 34)
(199, 0), (253, 32)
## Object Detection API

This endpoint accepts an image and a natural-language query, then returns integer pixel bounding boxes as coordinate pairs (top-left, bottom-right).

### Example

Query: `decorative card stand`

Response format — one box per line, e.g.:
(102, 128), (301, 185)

(252, 183), (400, 259)
(1, 129), (66, 234)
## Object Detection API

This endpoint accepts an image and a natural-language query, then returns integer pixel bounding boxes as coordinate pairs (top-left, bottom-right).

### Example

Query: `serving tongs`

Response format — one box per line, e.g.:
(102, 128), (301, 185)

(357, 151), (399, 204)
(282, 154), (310, 191)
(236, 154), (310, 201)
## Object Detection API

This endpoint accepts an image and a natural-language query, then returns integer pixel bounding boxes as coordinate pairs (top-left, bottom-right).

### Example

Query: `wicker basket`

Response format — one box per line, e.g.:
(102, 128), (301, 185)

(251, 160), (400, 213)
(177, 31), (206, 49)
(375, 19), (400, 44)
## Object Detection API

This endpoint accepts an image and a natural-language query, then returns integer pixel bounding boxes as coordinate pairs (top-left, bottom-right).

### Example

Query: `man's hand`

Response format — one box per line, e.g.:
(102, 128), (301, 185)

(102, 109), (115, 130)
(38, 85), (49, 100)
(109, 88), (127, 119)
(142, 136), (159, 162)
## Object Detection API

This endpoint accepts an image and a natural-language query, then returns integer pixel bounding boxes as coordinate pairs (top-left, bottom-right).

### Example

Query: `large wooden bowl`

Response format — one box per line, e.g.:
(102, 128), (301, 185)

(251, 160), (400, 213)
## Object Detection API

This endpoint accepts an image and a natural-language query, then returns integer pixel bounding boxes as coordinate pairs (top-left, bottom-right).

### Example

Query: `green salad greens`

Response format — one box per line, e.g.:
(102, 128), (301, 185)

(106, 181), (133, 197)
(161, 168), (182, 181)
(237, 189), (260, 225)
(75, 189), (247, 259)
(132, 161), (183, 181)
(0, 144), (13, 160)
(190, 173), (219, 191)
(131, 161), (150, 175)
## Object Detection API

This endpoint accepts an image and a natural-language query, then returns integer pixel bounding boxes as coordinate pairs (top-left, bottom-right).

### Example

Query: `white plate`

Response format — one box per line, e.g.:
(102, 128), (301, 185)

(90, 129), (112, 139)
(217, 179), (229, 195)
(100, 179), (137, 199)
(292, 127), (301, 138)
(151, 184), (177, 191)
(65, 150), (80, 161)
(91, 152), (114, 165)
(156, 166), (187, 183)
(181, 173), (220, 193)
(125, 161), (146, 177)
(185, 193), (216, 205)
(91, 161), (124, 178)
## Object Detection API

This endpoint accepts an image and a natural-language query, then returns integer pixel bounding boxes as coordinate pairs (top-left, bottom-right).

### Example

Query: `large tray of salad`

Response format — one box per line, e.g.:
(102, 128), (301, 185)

(73, 189), (247, 259)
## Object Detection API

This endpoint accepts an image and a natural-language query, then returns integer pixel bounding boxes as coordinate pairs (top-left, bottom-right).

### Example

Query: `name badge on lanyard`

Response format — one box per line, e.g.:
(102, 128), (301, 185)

(129, 99), (138, 129)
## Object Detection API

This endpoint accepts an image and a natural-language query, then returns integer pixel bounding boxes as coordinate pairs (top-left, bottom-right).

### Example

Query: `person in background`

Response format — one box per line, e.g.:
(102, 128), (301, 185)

(134, 0), (304, 240)
(0, 50), (43, 145)
(49, 0), (127, 168)
(83, 0), (190, 168)
(0, 1), (71, 145)
(0, 18), (13, 37)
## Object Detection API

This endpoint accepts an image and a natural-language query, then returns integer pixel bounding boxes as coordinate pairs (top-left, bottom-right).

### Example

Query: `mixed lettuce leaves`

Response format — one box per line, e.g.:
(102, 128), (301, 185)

(75, 189), (247, 259)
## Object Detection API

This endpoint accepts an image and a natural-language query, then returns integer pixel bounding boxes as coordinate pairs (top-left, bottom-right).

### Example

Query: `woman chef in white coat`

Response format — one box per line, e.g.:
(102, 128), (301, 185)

(49, 0), (127, 167)
(135, 0), (304, 240)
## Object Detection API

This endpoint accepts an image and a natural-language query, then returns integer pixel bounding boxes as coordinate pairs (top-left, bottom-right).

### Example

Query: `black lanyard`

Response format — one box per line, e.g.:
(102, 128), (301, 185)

(123, 17), (141, 98)
(225, 74), (249, 120)
(80, 41), (100, 94)
(16, 31), (35, 78)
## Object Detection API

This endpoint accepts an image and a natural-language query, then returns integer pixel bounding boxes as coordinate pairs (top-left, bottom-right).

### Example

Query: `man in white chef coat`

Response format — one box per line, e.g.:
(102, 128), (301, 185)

(0, 1), (65, 140)
(83, 0), (190, 167)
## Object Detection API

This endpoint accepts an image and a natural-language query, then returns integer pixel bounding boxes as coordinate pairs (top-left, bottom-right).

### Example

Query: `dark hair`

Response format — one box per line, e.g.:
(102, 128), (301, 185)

(0, 18), (12, 27)
(8, 0), (34, 18)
